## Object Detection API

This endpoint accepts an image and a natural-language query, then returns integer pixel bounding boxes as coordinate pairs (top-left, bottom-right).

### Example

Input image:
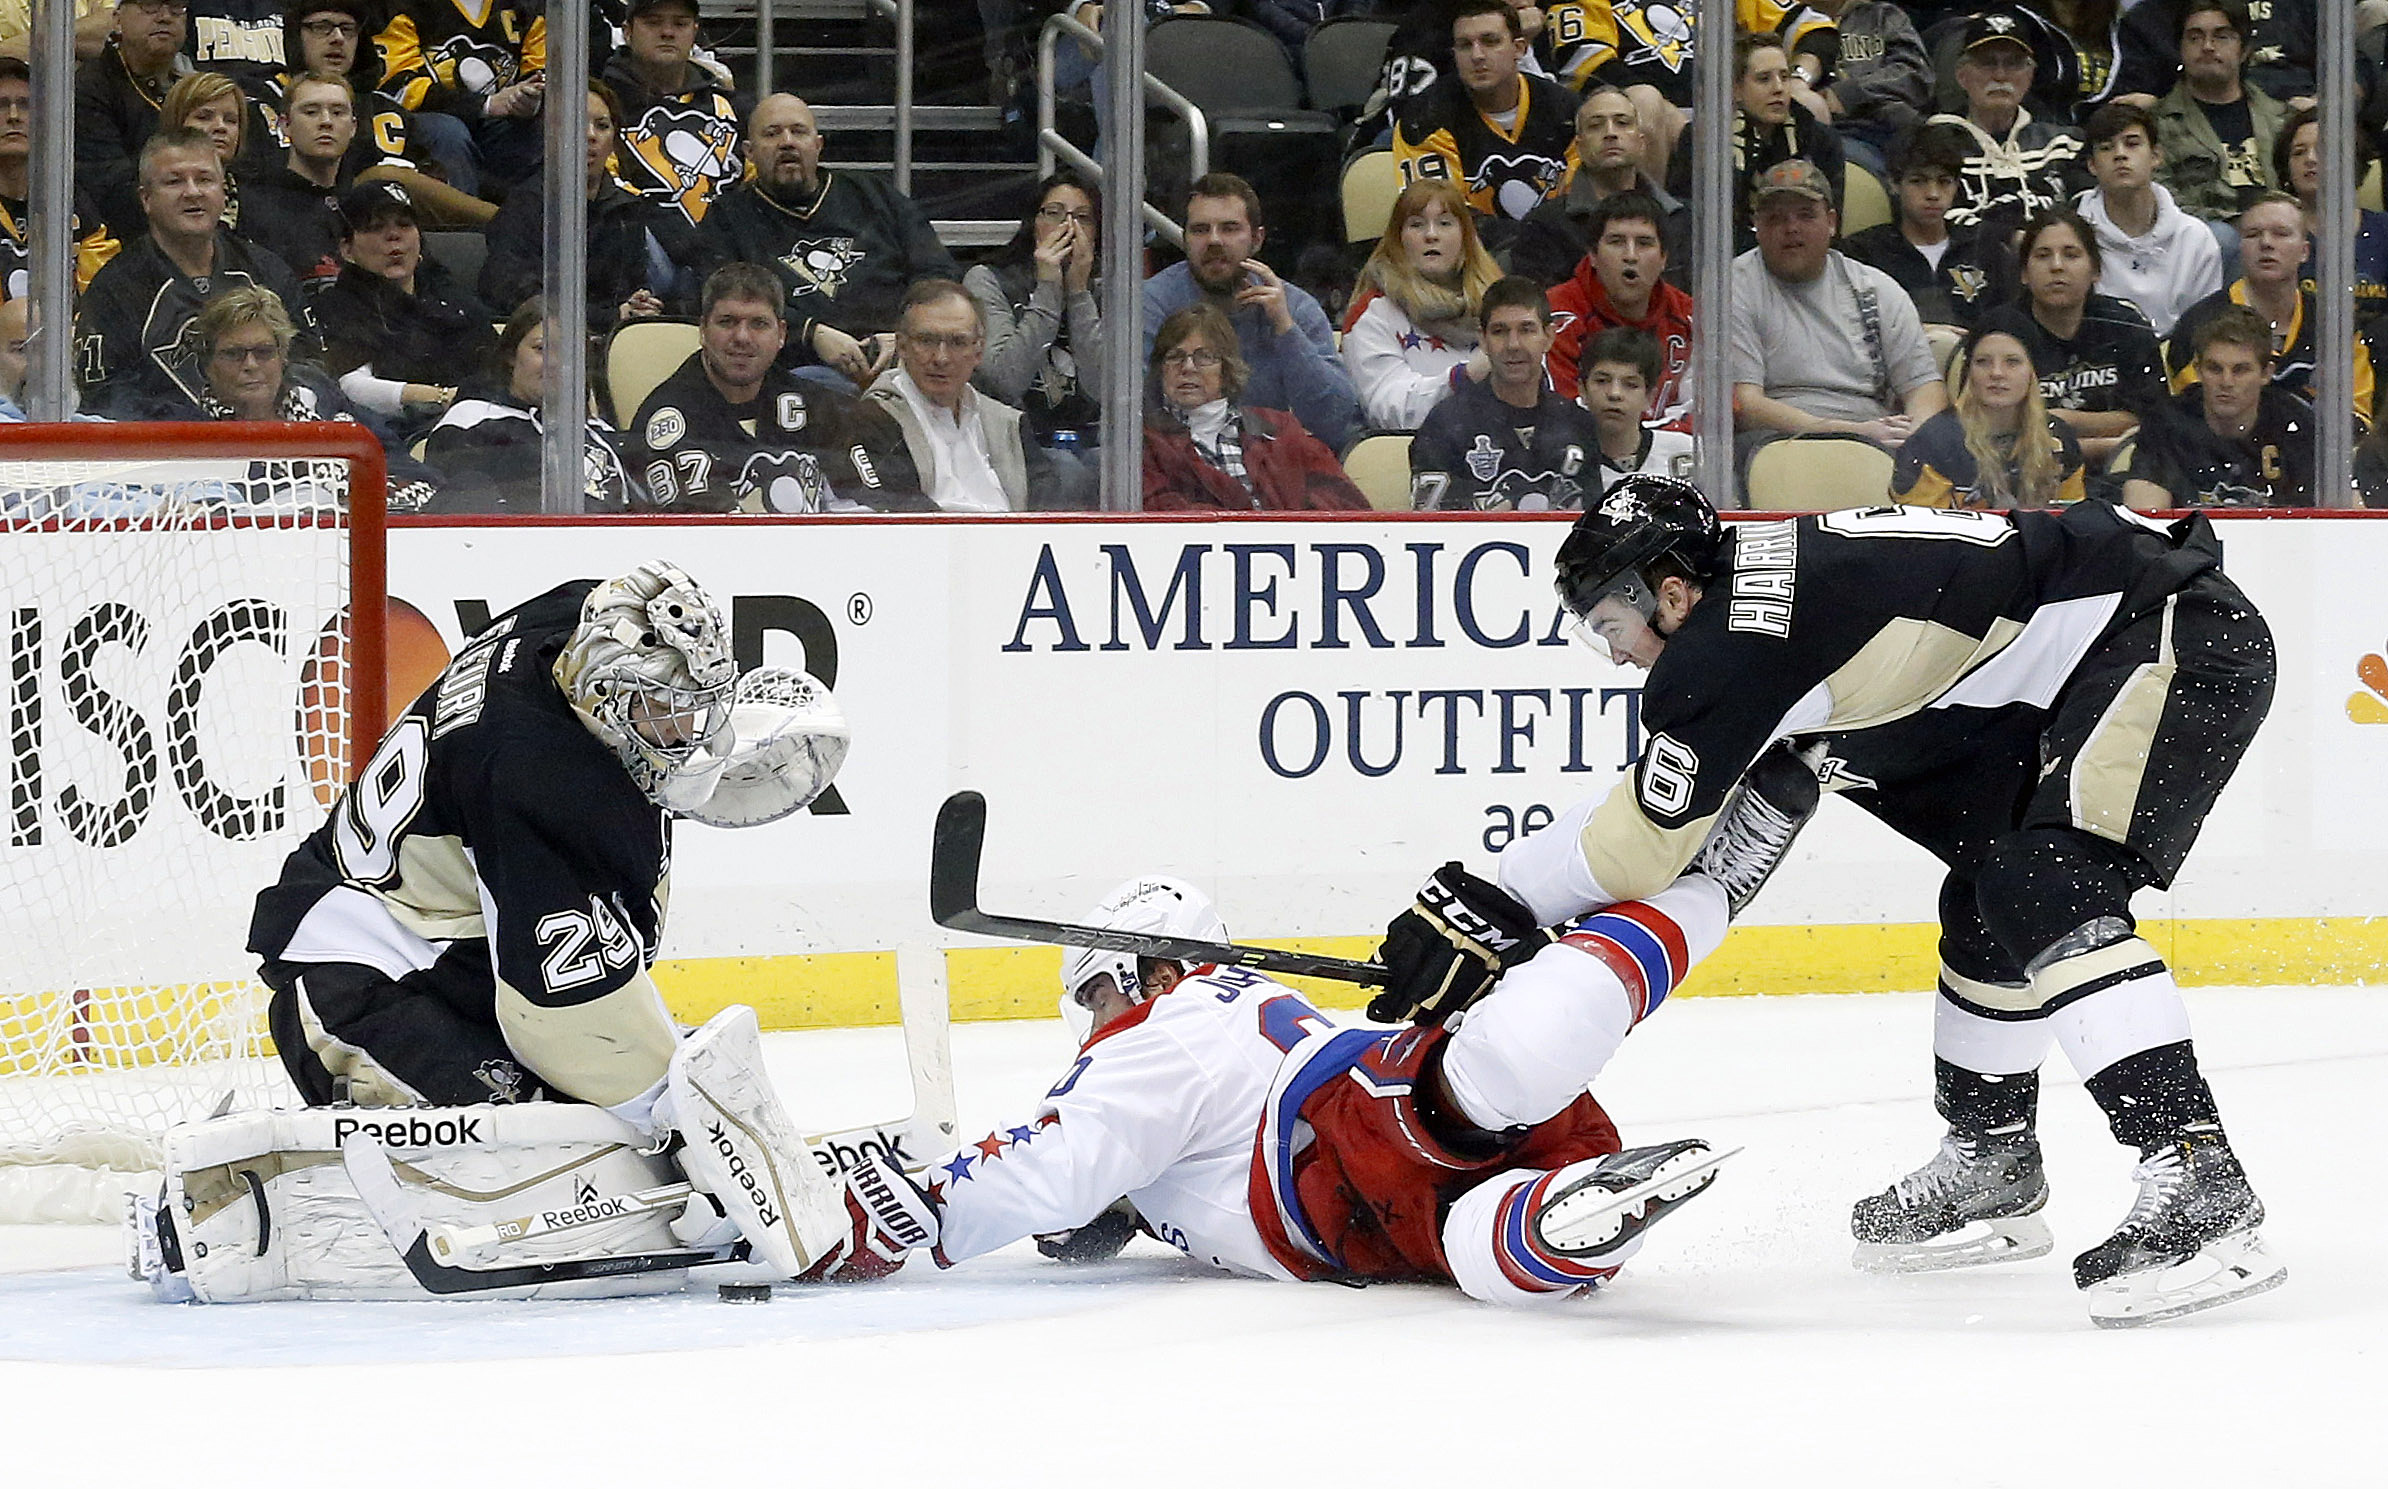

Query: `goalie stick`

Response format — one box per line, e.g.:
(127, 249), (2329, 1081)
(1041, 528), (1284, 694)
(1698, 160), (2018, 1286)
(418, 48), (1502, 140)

(930, 791), (1391, 986)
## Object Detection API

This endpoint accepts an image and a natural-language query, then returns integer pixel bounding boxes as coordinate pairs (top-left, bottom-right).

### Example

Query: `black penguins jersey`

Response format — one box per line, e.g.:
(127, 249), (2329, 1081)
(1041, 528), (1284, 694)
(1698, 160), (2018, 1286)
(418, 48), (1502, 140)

(185, 0), (288, 91)
(249, 582), (671, 1017)
(2112, 386), (2315, 508)
(627, 351), (925, 513)
(1409, 378), (1604, 510)
(376, 0), (544, 115)
(1575, 502), (2222, 900)
(1392, 72), (1580, 221)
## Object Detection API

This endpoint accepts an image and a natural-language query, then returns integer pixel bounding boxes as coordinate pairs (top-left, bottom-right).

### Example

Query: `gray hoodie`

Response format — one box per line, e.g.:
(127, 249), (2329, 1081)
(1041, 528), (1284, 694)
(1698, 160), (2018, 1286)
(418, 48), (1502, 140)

(1826, 2), (1935, 134)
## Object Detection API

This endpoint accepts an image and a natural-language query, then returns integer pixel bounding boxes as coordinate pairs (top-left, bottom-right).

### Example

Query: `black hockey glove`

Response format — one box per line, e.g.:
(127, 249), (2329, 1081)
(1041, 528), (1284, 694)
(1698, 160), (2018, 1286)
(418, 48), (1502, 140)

(1035, 1199), (1143, 1264)
(1368, 863), (1556, 1025)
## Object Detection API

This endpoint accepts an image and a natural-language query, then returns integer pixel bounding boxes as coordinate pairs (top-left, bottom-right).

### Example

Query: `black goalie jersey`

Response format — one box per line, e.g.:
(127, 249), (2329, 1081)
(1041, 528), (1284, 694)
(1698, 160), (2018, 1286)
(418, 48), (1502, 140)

(249, 582), (673, 1080)
(1571, 502), (2223, 901)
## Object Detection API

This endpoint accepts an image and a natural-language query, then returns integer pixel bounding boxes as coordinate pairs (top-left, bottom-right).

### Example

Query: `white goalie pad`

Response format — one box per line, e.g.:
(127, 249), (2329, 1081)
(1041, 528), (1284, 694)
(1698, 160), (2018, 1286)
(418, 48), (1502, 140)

(129, 1105), (697, 1303)
(663, 667), (850, 828)
(663, 1006), (849, 1276)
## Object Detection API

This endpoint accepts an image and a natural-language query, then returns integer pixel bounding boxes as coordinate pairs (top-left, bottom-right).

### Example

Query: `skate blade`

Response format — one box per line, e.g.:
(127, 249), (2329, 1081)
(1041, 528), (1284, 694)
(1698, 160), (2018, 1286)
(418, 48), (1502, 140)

(1852, 1213), (2054, 1274)
(1537, 1144), (1740, 1256)
(2086, 1230), (2287, 1328)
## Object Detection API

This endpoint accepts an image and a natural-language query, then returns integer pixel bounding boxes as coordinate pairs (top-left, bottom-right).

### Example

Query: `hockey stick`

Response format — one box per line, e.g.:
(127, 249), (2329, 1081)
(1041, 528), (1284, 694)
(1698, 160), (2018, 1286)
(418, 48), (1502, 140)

(930, 790), (1390, 987)
(343, 1135), (745, 1296)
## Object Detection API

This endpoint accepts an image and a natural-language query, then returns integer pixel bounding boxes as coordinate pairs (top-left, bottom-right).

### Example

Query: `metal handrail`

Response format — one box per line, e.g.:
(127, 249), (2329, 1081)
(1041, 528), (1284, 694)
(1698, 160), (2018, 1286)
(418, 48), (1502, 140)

(753, 0), (915, 191)
(1037, 13), (1204, 249)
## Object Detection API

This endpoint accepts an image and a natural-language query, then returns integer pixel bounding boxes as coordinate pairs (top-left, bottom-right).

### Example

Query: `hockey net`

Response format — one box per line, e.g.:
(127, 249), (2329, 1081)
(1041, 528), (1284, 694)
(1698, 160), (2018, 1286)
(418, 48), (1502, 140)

(0, 423), (385, 1221)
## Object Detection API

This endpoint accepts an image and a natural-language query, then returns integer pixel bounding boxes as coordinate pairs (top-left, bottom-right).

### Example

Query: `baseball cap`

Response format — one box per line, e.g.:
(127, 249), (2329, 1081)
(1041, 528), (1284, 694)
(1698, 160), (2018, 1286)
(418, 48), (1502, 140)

(1750, 158), (1832, 205)
(338, 179), (420, 236)
(626, 0), (700, 17)
(1961, 10), (2035, 56)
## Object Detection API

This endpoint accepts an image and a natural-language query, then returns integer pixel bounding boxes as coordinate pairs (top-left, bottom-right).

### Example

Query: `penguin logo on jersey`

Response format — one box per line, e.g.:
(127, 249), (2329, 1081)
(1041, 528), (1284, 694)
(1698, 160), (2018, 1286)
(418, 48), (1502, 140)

(621, 102), (743, 225)
(1473, 151), (1571, 219)
(1615, 2), (1695, 74)
(781, 237), (865, 300)
(741, 448), (834, 513)
(1485, 467), (1581, 511)
(430, 37), (525, 97)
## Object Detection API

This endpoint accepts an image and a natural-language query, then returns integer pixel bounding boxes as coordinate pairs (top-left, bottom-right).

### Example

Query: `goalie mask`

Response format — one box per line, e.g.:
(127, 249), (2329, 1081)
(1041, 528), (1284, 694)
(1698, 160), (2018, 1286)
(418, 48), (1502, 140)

(1060, 877), (1229, 1013)
(556, 561), (738, 808)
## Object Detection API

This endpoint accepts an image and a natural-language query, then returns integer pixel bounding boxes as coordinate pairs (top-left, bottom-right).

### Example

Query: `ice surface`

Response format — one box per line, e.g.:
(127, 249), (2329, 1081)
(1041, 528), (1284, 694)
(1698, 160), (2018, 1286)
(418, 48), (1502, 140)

(4, 986), (2382, 1487)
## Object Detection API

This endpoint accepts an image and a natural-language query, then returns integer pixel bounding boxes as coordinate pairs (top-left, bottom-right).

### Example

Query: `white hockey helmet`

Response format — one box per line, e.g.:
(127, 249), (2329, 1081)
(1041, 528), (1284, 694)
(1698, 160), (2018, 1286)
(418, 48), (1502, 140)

(1060, 876), (1229, 1010)
(555, 560), (739, 807)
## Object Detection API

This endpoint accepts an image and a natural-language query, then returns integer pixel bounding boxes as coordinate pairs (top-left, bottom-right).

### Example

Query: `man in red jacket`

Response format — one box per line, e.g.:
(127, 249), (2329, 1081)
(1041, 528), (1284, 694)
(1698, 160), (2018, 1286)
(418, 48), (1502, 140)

(1544, 190), (1694, 427)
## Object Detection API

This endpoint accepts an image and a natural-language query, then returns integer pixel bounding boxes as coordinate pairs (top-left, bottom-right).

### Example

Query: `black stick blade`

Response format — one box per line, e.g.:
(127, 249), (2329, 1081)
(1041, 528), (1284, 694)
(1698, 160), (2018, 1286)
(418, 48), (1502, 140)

(929, 790), (988, 928)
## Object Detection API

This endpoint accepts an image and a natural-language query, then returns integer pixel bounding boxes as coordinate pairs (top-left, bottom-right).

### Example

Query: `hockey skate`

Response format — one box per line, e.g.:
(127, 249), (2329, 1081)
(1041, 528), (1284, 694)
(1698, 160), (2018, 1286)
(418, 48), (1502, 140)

(1531, 1140), (1736, 1264)
(2075, 1133), (2285, 1328)
(1851, 1132), (2053, 1273)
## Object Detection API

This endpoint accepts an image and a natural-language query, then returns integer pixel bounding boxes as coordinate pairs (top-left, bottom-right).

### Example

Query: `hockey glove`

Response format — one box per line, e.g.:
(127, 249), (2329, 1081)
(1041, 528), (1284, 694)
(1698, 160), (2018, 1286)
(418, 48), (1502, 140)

(1687, 740), (1824, 918)
(1368, 862), (1557, 1025)
(1036, 1199), (1143, 1264)
(797, 1155), (940, 1284)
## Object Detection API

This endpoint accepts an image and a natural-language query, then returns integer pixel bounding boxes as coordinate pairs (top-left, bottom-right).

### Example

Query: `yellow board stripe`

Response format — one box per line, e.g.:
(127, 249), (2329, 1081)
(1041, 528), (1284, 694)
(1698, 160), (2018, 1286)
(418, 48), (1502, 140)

(653, 917), (2388, 1031)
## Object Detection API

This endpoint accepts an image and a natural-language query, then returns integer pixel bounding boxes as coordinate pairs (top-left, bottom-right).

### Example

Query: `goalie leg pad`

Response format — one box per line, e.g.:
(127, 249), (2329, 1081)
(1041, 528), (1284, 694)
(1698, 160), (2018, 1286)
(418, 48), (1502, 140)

(663, 1005), (849, 1278)
(137, 1105), (693, 1302)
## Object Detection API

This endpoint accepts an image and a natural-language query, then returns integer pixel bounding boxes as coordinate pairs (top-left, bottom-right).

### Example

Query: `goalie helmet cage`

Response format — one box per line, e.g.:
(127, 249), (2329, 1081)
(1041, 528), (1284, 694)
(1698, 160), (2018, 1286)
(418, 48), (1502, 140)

(0, 422), (387, 1222)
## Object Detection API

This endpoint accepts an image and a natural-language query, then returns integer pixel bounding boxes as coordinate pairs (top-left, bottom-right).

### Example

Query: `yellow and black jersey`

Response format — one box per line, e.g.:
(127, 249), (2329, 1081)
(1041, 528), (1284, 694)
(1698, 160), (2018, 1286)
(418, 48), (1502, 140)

(0, 190), (119, 301)
(2166, 281), (2377, 432)
(600, 58), (748, 228)
(251, 72), (414, 173)
(375, 0), (544, 116)
(1393, 72), (1580, 221)
(1545, 0), (1838, 96)
(1892, 408), (2087, 510)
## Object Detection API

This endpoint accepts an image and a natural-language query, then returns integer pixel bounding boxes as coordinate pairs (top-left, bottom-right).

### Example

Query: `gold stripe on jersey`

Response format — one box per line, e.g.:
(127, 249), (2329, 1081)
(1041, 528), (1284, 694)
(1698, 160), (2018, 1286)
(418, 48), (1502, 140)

(374, 833), (487, 943)
(496, 966), (680, 1107)
(1582, 780), (1716, 903)
(1818, 614), (2025, 732)
(2070, 596), (2176, 845)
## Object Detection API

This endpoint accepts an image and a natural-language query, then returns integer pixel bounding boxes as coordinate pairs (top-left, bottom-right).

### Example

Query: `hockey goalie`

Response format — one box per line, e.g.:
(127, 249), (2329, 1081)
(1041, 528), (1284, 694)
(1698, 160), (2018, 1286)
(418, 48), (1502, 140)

(129, 561), (858, 1302)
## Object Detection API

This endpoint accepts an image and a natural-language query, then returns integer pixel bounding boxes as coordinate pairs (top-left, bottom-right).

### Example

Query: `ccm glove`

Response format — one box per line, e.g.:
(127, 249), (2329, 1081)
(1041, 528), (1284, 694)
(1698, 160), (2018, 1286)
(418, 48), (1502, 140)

(797, 1155), (940, 1284)
(1368, 862), (1556, 1025)
(1035, 1199), (1143, 1264)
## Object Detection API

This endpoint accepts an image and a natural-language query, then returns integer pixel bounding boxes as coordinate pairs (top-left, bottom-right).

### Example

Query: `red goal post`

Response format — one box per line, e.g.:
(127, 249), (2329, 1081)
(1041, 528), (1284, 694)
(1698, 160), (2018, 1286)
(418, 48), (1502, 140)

(0, 421), (388, 1220)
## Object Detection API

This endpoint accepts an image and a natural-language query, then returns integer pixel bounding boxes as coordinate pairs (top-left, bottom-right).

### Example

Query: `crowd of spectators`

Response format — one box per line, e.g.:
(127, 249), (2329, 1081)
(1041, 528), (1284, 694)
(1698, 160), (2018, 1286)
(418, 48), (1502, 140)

(8, 0), (2388, 511)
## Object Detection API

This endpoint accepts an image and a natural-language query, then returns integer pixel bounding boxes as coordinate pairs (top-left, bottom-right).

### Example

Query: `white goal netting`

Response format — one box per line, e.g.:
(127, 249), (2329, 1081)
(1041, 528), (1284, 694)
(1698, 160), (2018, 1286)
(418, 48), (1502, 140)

(0, 442), (379, 1221)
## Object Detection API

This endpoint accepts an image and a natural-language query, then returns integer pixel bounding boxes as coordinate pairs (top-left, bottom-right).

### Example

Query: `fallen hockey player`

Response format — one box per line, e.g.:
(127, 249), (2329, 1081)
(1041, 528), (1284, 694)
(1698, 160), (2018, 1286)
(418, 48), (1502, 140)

(787, 751), (1821, 1307)
(130, 561), (860, 1301)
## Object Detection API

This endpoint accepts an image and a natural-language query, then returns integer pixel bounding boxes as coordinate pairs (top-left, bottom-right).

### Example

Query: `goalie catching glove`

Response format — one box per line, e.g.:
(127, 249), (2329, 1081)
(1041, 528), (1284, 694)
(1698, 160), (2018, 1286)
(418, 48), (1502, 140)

(797, 1154), (941, 1283)
(1368, 863), (1557, 1025)
(659, 666), (851, 828)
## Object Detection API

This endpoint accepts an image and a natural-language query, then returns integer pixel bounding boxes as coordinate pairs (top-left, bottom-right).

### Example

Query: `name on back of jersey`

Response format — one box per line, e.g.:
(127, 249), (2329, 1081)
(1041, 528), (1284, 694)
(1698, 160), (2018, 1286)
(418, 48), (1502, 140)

(1727, 520), (1798, 638)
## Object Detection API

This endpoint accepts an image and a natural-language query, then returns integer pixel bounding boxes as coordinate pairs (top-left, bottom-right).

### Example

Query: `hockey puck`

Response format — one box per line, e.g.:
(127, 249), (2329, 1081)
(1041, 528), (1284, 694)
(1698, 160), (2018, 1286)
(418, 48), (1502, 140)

(717, 1282), (773, 1304)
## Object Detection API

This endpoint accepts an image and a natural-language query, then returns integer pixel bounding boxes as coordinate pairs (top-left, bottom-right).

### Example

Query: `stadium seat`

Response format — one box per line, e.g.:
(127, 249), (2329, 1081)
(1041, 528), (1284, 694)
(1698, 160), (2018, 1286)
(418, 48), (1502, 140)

(1343, 149), (1400, 243)
(1147, 16), (1342, 252)
(420, 230), (488, 291)
(1303, 17), (1398, 117)
(1745, 435), (1895, 511)
(603, 319), (700, 428)
(1341, 432), (1414, 510)
(1842, 165), (1893, 237)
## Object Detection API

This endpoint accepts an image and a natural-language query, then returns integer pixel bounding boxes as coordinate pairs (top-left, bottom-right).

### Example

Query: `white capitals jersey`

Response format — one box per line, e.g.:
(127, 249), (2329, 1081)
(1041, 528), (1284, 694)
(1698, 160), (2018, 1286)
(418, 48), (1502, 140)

(927, 966), (1336, 1278)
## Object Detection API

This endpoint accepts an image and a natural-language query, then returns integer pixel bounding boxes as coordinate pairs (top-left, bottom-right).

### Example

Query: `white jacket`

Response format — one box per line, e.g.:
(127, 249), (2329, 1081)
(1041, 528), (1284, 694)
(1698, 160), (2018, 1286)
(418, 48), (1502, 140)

(1341, 292), (1478, 432)
(2075, 183), (2224, 337)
